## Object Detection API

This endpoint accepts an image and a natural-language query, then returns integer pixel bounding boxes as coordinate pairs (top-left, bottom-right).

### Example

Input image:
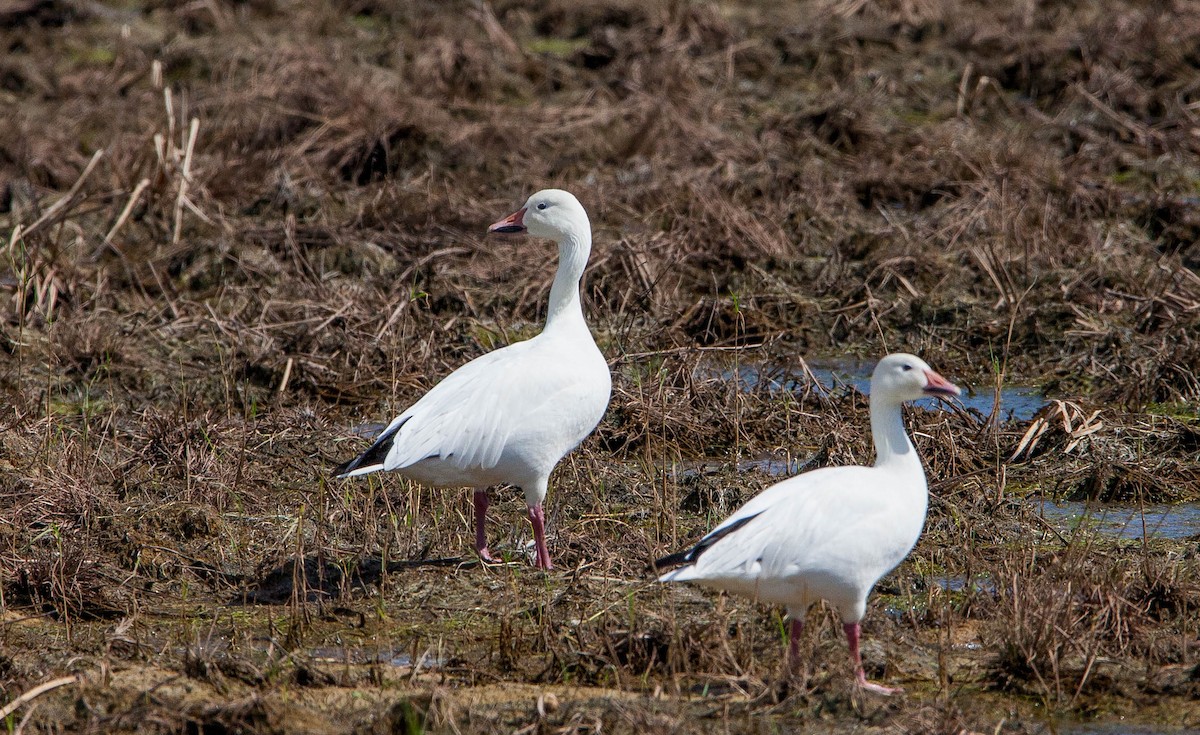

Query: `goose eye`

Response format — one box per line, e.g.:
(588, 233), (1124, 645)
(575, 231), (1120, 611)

(901, 364), (913, 371)
(536, 202), (548, 210)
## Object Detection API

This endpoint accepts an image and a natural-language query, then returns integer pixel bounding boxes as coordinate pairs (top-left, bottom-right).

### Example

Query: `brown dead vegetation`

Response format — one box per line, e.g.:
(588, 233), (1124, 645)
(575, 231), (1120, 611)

(2, 0), (1200, 732)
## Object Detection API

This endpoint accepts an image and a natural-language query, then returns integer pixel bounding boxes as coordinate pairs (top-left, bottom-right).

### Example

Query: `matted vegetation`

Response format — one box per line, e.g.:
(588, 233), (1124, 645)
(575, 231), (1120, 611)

(2, 0), (1199, 732)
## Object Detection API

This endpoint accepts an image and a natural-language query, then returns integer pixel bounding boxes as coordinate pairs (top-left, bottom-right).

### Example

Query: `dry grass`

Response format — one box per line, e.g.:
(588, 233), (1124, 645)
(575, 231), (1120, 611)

(2, 0), (1200, 732)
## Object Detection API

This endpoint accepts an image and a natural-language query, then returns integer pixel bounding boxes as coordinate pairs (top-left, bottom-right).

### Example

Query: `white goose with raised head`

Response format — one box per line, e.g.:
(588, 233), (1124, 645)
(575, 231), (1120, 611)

(655, 353), (960, 694)
(335, 189), (612, 570)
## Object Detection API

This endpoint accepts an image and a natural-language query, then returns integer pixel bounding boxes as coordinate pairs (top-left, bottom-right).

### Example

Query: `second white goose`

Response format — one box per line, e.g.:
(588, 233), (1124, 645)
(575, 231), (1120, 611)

(655, 353), (960, 693)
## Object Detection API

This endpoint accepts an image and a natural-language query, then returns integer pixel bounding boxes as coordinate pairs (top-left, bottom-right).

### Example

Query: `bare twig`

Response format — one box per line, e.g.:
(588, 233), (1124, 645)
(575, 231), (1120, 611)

(104, 178), (151, 245)
(173, 117), (200, 245)
(0, 675), (79, 720)
(21, 150), (104, 237)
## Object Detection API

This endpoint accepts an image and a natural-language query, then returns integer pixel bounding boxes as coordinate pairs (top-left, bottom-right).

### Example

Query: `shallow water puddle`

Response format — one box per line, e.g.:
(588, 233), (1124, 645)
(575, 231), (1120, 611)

(1036, 499), (1200, 541)
(736, 455), (806, 476)
(883, 576), (995, 625)
(707, 358), (1046, 422)
(308, 646), (445, 669)
(1054, 724), (1200, 735)
(349, 421), (389, 438)
(931, 574), (995, 594)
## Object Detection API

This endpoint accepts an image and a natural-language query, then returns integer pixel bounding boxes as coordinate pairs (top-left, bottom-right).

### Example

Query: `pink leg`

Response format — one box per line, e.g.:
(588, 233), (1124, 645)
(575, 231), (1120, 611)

(527, 503), (553, 570)
(843, 622), (903, 695)
(473, 490), (497, 563)
(788, 618), (805, 672)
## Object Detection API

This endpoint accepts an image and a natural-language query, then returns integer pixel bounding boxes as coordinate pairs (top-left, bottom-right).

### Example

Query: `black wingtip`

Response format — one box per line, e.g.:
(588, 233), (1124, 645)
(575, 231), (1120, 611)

(331, 457), (359, 478)
(650, 511), (764, 575)
(332, 417), (408, 479)
(650, 550), (692, 573)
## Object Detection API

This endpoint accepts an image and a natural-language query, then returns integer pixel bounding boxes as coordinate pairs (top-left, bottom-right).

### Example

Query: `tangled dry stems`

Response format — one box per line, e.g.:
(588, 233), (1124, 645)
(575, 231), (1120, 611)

(2, 0), (1200, 732)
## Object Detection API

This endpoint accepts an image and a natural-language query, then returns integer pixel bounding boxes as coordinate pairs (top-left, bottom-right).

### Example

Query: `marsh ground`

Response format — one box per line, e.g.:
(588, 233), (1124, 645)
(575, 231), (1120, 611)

(2, 0), (1200, 732)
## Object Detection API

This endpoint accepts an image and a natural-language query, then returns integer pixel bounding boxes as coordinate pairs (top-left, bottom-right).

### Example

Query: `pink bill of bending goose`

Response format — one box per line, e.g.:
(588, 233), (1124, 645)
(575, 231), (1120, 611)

(654, 353), (960, 694)
(334, 189), (612, 570)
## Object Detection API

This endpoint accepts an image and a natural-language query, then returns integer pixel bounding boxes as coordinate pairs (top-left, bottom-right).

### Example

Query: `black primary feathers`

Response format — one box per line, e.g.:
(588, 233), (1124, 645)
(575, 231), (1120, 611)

(651, 512), (763, 572)
(332, 417), (409, 478)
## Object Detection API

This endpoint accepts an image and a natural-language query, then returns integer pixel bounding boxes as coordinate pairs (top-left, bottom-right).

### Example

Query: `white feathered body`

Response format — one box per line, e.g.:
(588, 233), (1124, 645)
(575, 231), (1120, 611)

(660, 461), (928, 622)
(345, 322), (610, 505)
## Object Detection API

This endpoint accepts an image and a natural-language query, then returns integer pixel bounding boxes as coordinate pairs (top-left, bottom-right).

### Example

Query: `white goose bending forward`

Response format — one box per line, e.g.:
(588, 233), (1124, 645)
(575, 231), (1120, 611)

(335, 189), (612, 570)
(655, 353), (960, 694)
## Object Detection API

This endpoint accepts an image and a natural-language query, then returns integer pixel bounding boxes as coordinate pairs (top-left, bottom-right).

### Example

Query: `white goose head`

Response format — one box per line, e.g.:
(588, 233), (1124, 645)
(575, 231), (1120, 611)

(870, 353), (961, 404)
(868, 353), (960, 466)
(487, 189), (590, 241)
(487, 188), (594, 329)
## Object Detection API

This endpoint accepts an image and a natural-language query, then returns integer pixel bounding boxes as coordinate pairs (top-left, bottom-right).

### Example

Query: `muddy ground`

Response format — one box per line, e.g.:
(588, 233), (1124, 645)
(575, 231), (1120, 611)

(2, 0), (1200, 732)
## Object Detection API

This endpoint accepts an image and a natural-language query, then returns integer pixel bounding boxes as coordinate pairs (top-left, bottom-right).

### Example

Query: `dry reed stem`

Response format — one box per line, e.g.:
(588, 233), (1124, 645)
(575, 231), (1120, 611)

(20, 149), (104, 237)
(0, 675), (79, 720)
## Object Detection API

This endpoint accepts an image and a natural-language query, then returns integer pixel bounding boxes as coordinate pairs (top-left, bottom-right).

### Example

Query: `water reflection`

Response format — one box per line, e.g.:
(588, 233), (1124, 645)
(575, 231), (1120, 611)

(1036, 499), (1200, 541)
(932, 574), (995, 594)
(308, 647), (444, 669)
(1054, 724), (1200, 735)
(705, 358), (1046, 422)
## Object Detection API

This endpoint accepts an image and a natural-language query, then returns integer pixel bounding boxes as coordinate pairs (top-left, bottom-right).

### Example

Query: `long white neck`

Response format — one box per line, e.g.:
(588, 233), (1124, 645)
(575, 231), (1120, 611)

(544, 228), (590, 333)
(869, 394), (921, 473)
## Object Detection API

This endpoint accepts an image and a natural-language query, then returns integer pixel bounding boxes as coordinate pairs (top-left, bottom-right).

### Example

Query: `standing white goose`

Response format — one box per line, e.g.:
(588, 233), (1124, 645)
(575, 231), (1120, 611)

(334, 189), (612, 570)
(655, 353), (960, 694)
